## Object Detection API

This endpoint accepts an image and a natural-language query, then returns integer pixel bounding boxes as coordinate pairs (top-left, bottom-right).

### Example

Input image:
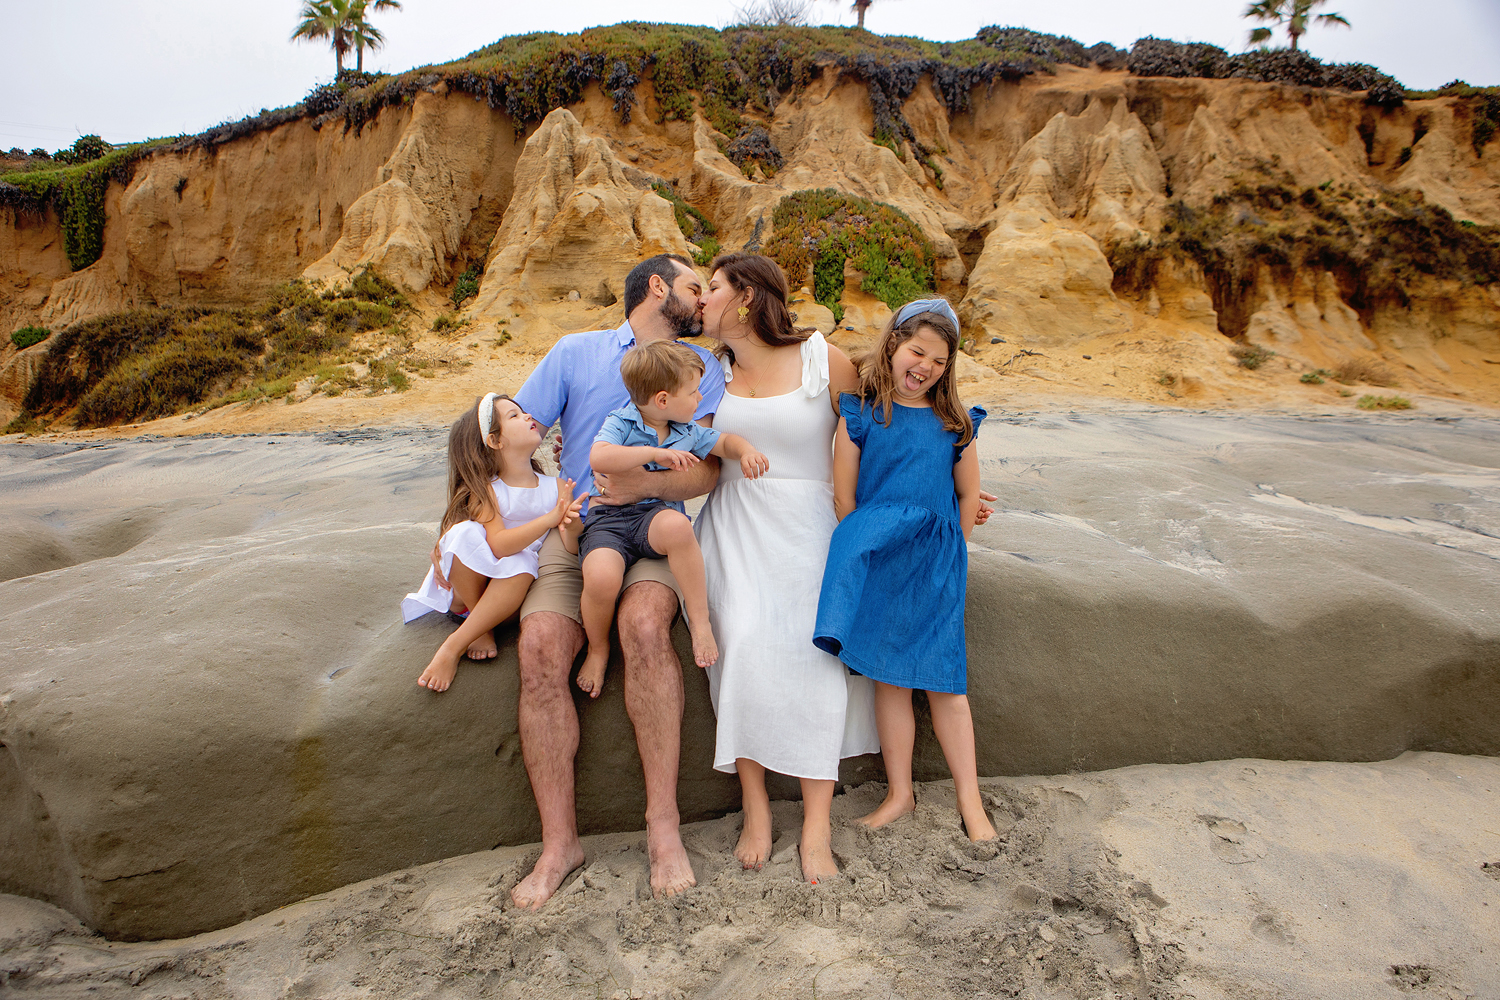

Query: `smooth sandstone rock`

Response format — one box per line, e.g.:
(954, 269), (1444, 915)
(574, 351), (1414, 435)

(3, 411), (1499, 939)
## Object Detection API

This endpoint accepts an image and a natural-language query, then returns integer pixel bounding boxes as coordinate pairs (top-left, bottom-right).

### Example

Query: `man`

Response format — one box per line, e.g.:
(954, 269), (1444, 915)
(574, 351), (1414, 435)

(506, 253), (724, 907)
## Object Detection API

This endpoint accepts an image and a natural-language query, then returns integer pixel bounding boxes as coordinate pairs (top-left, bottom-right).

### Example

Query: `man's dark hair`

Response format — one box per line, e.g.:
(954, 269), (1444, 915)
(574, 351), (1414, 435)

(623, 253), (694, 317)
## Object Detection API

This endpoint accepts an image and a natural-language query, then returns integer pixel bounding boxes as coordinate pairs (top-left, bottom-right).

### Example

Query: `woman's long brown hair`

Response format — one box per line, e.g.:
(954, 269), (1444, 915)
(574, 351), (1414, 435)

(858, 309), (974, 447)
(440, 394), (542, 535)
(707, 252), (813, 366)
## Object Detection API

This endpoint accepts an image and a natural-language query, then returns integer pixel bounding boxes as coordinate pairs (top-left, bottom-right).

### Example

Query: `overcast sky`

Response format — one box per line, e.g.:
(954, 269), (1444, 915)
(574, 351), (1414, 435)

(5, 0), (1499, 151)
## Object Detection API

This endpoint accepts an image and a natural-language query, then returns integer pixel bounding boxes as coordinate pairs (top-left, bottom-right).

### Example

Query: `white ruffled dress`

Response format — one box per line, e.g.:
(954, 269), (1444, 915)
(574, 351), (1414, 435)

(695, 332), (880, 780)
(401, 475), (560, 622)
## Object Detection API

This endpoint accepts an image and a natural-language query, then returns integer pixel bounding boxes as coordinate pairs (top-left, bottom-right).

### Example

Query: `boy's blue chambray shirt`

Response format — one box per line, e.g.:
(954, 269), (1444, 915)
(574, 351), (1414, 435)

(513, 319), (724, 506)
(588, 403), (722, 514)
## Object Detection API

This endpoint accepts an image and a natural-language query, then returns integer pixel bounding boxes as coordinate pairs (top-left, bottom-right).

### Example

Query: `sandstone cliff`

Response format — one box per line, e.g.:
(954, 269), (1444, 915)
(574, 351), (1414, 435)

(3, 38), (1500, 418)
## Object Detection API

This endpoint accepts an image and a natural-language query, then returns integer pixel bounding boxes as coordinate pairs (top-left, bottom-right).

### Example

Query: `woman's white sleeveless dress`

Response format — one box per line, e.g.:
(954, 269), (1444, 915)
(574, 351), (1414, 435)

(401, 475), (560, 622)
(695, 333), (880, 780)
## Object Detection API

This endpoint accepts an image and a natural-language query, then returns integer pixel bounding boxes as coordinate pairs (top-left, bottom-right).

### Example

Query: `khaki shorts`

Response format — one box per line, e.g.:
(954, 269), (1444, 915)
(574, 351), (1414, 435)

(520, 529), (683, 624)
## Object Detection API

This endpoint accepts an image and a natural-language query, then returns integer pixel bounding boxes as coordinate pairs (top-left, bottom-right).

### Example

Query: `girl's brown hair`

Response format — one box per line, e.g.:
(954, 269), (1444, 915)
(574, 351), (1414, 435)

(858, 308), (974, 447)
(707, 252), (813, 365)
(440, 394), (543, 535)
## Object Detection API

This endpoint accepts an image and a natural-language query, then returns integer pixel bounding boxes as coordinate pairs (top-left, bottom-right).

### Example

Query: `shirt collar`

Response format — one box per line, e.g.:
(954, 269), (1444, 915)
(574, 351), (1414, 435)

(615, 319), (636, 348)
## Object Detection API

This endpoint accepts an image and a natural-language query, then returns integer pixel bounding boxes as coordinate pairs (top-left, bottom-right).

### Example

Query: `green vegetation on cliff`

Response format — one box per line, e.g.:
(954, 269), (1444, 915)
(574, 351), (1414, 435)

(764, 189), (936, 321)
(1108, 182), (1500, 338)
(8, 270), (417, 431)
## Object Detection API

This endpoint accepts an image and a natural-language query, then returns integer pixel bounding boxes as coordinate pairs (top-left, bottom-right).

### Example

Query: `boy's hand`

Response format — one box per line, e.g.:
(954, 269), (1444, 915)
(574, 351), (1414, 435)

(652, 448), (700, 471)
(739, 449), (770, 480)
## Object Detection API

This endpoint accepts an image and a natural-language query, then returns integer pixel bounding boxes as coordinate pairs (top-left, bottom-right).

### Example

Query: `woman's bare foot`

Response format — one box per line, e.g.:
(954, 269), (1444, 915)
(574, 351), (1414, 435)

(575, 647), (608, 698)
(510, 841), (586, 910)
(466, 631), (498, 661)
(958, 793), (998, 842)
(417, 649), (461, 692)
(800, 833), (839, 885)
(735, 801), (773, 870)
(857, 789), (916, 829)
(689, 620), (719, 668)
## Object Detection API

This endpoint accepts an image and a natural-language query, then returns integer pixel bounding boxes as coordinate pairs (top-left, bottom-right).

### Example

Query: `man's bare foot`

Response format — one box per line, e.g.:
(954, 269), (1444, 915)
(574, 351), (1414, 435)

(466, 631), (498, 661)
(575, 647), (608, 698)
(647, 822), (696, 898)
(688, 620), (718, 669)
(958, 795), (998, 842)
(800, 833), (839, 885)
(734, 802), (772, 870)
(857, 790), (916, 829)
(417, 650), (460, 692)
(510, 841), (585, 910)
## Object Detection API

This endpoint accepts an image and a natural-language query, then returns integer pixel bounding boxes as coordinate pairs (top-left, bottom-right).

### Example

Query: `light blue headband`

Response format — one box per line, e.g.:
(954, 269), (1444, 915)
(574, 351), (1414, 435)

(894, 298), (960, 332)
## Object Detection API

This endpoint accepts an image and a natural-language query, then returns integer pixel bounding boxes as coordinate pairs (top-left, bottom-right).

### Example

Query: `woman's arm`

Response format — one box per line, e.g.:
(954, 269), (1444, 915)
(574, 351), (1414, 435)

(954, 442), (981, 542)
(832, 417), (860, 521)
(826, 344), (860, 414)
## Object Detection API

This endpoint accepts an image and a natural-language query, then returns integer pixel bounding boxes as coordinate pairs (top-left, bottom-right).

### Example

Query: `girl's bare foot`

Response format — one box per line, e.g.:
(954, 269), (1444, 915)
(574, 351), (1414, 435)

(417, 650), (460, 692)
(857, 790), (916, 829)
(958, 793), (998, 842)
(689, 620), (719, 668)
(575, 647), (608, 698)
(800, 833), (839, 885)
(735, 801), (772, 870)
(466, 631), (497, 661)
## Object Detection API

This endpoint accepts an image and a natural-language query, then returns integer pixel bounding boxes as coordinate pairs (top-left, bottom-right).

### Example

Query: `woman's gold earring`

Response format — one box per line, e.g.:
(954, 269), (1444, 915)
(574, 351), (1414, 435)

(737, 305), (749, 322)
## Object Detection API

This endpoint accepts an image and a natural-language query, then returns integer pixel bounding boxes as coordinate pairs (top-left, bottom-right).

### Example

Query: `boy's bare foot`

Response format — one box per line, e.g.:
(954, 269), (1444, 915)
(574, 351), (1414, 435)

(857, 790), (916, 829)
(510, 841), (585, 910)
(575, 647), (608, 698)
(417, 650), (460, 692)
(958, 795), (998, 842)
(648, 821), (696, 898)
(734, 802), (772, 870)
(466, 632), (498, 661)
(688, 620), (719, 669)
(800, 833), (839, 885)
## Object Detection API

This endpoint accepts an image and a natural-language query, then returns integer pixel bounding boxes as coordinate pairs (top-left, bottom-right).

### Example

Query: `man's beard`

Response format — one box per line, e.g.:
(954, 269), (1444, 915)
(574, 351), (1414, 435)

(661, 288), (702, 339)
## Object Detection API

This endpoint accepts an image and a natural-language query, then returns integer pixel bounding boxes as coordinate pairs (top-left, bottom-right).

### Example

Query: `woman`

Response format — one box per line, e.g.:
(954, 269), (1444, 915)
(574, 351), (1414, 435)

(694, 253), (879, 884)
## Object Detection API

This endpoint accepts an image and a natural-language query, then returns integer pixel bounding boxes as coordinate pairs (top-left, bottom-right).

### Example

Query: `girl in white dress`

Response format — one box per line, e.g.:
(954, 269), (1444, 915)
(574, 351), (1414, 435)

(402, 393), (583, 692)
(694, 253), (880, 885)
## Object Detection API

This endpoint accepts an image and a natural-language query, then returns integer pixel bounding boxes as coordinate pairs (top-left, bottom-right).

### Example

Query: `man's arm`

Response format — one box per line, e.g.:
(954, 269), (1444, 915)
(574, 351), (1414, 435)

(594, 457), (720, 505)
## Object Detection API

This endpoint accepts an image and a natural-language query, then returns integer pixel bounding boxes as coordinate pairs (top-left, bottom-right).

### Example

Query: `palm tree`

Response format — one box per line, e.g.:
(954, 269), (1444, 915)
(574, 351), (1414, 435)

(350, 0), (402, 73)
(852, 0), (872, 29)
(291, 0), (354, 74)
(1244, 0), (1350, 51)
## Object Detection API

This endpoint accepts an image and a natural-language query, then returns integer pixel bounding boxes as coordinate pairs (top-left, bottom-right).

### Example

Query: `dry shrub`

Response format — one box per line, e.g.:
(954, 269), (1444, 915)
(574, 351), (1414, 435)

(1332, 358), (1399, 386)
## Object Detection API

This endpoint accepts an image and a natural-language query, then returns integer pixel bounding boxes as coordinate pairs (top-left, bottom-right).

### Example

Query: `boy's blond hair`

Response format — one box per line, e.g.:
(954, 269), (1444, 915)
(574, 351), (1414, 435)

(621, 340), (705, 407)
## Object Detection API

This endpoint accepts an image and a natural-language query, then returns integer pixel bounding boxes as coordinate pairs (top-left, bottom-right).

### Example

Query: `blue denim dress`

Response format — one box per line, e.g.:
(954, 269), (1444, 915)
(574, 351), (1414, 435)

(813, 393), (985, 694)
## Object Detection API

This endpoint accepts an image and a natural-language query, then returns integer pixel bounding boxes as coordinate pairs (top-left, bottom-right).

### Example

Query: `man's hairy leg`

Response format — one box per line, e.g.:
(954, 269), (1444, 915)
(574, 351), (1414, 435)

(616, 580), (696, 898)
(510, 611), (586, 909)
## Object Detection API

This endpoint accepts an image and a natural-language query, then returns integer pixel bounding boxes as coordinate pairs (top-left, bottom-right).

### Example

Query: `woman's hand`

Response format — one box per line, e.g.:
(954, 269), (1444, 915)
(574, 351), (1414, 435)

(430, 543), (450, 590)
(739, 449), (770, 480)
(652, 447), (701, 471)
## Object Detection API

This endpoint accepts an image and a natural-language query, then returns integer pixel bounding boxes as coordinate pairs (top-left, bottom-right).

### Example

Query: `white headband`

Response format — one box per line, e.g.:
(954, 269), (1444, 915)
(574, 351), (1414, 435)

(478, 392), (499, 440)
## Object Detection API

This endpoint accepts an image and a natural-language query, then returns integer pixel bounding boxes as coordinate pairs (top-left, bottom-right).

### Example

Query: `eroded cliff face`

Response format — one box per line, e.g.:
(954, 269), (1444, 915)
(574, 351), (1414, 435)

(4, 65), (1499, 407)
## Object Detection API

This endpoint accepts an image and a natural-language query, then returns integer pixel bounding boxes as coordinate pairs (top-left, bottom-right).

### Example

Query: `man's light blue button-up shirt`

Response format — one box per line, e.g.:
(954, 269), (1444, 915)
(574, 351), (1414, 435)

(513, 320), (725, 505)
(589, 403), (722, 514)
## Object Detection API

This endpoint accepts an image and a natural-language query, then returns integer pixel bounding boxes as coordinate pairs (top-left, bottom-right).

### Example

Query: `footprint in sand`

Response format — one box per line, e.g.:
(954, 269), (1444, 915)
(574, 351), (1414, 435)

(1198, 815), (1266, 864)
